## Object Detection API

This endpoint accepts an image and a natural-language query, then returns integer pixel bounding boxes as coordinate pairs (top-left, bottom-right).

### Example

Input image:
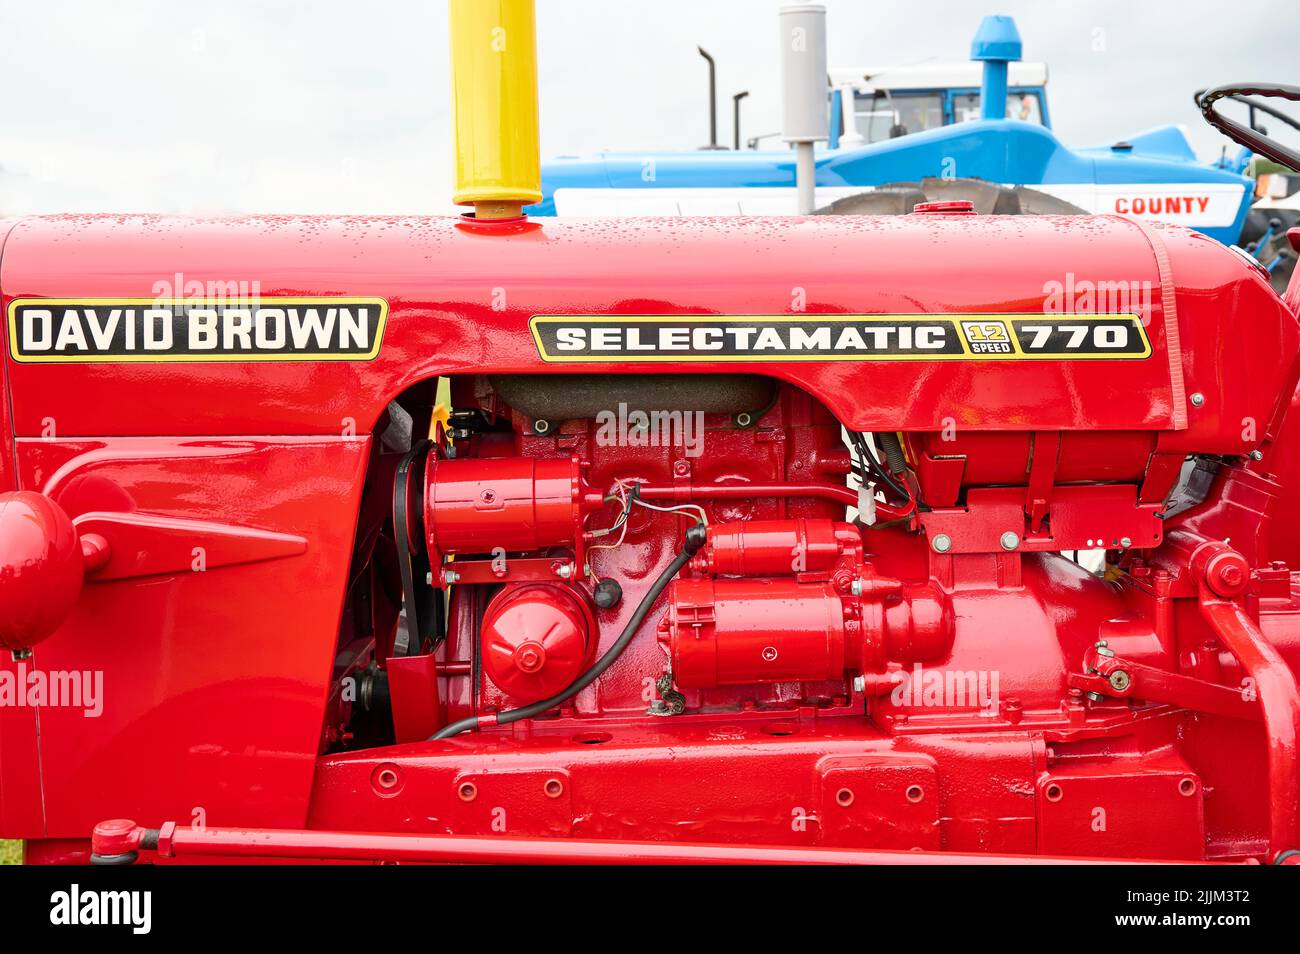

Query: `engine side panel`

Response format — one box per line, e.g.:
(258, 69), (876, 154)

(2, 437), (368, 837)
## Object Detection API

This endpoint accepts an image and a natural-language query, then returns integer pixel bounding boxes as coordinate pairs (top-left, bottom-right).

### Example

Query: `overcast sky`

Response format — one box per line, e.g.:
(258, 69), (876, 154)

(0, 0), (1295, 215)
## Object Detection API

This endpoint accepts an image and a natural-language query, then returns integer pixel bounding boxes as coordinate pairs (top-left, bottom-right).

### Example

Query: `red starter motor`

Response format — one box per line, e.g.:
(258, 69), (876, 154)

(660, 519), (954, 688)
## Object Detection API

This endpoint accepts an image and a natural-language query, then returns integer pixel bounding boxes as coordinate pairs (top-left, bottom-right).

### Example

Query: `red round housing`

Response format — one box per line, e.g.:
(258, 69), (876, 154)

(0, 491), (85, 653)
(481, 583), (595, 702)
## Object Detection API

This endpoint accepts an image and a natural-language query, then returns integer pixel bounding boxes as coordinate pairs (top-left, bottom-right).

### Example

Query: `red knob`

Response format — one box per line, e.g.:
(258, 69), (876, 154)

(0, 491), (85, 654)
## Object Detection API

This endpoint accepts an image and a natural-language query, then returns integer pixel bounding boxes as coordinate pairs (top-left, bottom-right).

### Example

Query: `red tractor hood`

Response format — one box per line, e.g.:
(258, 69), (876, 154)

(0, 212), (1294, 454)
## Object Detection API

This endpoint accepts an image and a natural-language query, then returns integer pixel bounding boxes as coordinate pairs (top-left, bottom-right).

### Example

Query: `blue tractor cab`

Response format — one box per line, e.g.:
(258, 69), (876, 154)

(821, 12), (1051, 150)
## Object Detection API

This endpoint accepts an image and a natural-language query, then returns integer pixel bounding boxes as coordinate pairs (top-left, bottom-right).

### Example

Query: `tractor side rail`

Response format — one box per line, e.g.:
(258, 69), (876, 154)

(89, 819), (1213, 866)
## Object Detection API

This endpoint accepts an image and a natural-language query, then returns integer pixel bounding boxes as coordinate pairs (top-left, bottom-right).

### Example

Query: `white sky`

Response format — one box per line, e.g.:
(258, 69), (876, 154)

(0, 0), (1296, 215)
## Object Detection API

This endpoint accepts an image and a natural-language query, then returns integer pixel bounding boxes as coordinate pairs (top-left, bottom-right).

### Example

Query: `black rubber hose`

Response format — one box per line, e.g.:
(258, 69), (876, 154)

(431, 523), (707, 740)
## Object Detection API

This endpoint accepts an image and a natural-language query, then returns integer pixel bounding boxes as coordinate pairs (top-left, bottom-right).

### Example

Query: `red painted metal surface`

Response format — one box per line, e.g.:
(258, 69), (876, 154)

(4, 437), (369, 837)
(386, 652), (441, 744)
(1198, 593), (1300, 852)
(0, 211), (1297, 863)
(0, 491), (84, 652)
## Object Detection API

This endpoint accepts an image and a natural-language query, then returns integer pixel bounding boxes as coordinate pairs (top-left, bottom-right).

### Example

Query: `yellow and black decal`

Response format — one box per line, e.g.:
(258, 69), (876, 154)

(531, 314), (1151, 362)
(7, 297), (388, 363)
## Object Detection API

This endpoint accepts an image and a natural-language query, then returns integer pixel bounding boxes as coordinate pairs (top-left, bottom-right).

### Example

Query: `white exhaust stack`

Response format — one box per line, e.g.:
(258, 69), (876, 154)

(779, 4), (828, 214)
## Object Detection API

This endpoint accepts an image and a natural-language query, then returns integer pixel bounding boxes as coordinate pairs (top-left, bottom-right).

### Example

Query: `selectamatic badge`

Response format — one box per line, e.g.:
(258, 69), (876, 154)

(530, 314), (1152, 362)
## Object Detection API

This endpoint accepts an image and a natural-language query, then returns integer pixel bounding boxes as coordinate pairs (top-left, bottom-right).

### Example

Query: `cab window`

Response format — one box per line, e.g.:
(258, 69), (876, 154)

(852, 91), (944, 142)
(953, 91), (1044, 124)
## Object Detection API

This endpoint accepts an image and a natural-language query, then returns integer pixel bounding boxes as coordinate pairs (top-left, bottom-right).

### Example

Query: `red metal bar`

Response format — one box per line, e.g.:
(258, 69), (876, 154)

(93, 820), (1192, 865)
(636, 481), (905, 521)
(1199, 594), (1300, 859)
(1068, 649), (1263, 722)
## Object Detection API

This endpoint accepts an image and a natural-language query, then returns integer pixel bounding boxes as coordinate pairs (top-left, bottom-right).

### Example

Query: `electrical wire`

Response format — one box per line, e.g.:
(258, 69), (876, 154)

(588, 484), (632, 581)
(629, 496), (709, 526)
(590, 480), (708, 543)
(848, 431), (923, 518)
(850, 432), (908, 502)
(589, 483), (633, 542)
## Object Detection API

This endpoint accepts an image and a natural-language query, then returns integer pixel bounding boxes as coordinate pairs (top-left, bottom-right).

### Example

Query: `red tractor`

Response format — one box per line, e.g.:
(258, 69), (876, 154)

(1, 4), (1298, 865)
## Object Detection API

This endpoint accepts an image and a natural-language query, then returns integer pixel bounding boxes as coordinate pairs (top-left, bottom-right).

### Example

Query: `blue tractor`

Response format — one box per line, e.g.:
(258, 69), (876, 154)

(532, 14), (1288, 280)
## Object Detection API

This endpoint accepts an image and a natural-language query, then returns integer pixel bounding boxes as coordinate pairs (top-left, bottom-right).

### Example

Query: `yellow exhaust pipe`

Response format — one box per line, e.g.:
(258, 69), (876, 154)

(449, 0), (542, 219)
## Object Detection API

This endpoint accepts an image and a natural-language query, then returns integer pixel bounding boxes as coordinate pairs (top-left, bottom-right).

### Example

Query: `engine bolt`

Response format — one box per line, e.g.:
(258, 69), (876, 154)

(999, 531), (1020, 551)
(1108, 669), (1132, 692)
(931, 534), (953, 553)
(761, 646), (779, 662)
(533, 418), (551, 434)
(1190, 392), (1205, 407)
(1251, 450), (1264, 461)
(515, 642), (546, 673)
(734, 412), (753, 427)
(1120, 537), (1132, 548)
(443, 570), (460, 584)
